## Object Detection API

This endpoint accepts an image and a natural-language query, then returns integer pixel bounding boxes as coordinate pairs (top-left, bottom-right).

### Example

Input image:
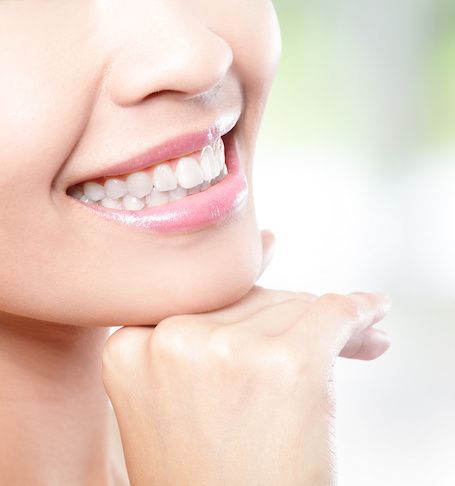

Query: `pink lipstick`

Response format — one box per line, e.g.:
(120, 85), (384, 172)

(67, 128), (248, 235)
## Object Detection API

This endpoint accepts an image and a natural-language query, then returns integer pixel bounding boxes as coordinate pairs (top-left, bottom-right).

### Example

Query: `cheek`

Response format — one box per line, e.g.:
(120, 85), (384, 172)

(0, 4), (103, 319)
(0, 3), (100, 193)
(212, 0), (281, 152)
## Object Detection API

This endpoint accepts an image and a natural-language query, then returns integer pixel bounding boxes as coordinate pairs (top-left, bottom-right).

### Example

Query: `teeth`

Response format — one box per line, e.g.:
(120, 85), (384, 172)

(127, 171), (154, 198)
(211, 164), (227, 185)
(220, 163), (227, 177)
(146, 189), (169, 207)
(69, 137), (228, 211)
(104, 179), (128, 199)
(122, 194), (145, 211)
(200, 146), (220, 181)
(83, 182), (105, 202)
(101, 197), (122, 209)
(214, 138), (225, 171)
(153, 163), (178, 192)
(67, 185), (84, 199)
(176, 157), (204, 189)
(169, 186), (188, 201)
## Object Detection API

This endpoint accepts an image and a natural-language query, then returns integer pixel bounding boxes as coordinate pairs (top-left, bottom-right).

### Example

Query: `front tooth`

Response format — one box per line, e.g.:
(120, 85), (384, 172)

(101, 197), (122, 209)
(200, 147), (213, 181)
(146, 189), (169, 207)
(176, 157), (204, 189)
(153, 163), (178, 191)
(122, 194), (145, 211)
(169, 186), (188, 201)
(104, 179), (128, 199)
(127, 171), (154, 198)
(83, 182), (105, 202)
(200, 146), (220, 181)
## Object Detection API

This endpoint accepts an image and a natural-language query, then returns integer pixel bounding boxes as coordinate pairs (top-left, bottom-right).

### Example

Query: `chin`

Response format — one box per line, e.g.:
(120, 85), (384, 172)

(100, 236), (262, 327)
(76, 259), (261, 328)
(44, 211), (263, 328)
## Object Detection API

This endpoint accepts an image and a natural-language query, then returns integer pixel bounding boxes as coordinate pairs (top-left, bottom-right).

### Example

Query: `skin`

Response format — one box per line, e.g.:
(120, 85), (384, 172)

(0, 0), (280, 326)
(0, 1), (390, 485)
(103, 283), (391, 486)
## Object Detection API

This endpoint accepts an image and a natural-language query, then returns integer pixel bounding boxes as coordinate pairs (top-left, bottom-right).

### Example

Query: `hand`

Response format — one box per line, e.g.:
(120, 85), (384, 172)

(102, 231), (391, 486)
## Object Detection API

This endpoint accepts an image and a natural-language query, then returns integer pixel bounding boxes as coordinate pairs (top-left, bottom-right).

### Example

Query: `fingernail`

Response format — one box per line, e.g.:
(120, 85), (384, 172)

(370, 328), (392, 355)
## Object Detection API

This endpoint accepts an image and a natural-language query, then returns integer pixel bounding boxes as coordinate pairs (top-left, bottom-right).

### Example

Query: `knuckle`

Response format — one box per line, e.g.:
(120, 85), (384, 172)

(149, 316), (191, 356)
(102, 327), (144, 380)
(279, 297), (305, 309)
(252, 286), (293, 304)
(206, 326), (247, 368)
(102, 328), (130, 369)
(249, 287), (317, 309)
(252, 286), (280, 304)
(318, 293), (344, 307)
(265, 297), (308, 325)
(269, 290), (299, 305)
(318, 293), (363, 322)
(299, 291), (318, 303)
(248, 285), (268, 300)
(207, 326), (234, 357)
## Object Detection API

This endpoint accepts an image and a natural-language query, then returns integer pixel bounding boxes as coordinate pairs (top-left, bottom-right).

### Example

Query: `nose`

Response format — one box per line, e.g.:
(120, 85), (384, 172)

(106, 6), (234, 106)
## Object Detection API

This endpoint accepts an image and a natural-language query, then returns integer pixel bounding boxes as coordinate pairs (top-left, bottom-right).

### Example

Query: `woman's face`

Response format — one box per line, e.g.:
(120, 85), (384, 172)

(0, 0), (280, 326)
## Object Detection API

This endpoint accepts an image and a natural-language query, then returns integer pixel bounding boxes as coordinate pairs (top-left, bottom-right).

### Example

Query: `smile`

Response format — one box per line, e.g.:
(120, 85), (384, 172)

(66, 128), (248, 234)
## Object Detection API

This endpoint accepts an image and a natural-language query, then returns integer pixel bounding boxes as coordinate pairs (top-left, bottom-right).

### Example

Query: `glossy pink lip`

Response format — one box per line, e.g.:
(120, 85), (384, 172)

(70, 132), (248, 235)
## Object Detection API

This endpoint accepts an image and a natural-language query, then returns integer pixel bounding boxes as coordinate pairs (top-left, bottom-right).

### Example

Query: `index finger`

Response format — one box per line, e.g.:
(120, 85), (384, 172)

(286, 291), (391, 356)
(202, 286), (318, 324)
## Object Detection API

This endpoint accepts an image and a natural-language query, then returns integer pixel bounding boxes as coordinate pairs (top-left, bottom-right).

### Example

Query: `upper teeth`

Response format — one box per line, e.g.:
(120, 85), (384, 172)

(68, 138), (228, 210)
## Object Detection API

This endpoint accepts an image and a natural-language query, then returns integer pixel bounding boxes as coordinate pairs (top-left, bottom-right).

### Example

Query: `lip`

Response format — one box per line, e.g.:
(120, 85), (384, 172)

(68, 131), (248, 235)
(73, 115), (239, 183)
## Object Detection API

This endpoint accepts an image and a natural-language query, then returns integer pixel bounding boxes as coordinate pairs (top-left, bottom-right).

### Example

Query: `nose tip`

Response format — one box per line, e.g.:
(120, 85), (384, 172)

(108, 26), (234, 106)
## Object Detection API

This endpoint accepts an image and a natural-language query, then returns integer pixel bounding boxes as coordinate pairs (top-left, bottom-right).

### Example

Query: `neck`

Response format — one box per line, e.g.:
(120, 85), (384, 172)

(0, 314), (127, 486)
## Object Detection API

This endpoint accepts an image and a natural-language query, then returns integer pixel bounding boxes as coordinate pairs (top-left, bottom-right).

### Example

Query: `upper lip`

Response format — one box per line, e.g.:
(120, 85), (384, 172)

(68, 115), (239, 186)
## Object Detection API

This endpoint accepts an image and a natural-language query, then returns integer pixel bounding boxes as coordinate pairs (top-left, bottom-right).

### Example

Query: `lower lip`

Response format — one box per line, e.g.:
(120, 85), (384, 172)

(69, 136), (248, 234)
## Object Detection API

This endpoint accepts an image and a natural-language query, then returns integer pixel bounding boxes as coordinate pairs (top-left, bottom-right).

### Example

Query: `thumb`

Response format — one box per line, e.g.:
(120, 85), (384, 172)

(257, 229), (276, 280)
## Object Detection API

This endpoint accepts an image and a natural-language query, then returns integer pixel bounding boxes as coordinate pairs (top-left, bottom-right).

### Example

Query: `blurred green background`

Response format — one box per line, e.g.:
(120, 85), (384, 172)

(255, 1), (455, 485)
(267, 0), (455, 155)
(265, 0), (455, 158)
